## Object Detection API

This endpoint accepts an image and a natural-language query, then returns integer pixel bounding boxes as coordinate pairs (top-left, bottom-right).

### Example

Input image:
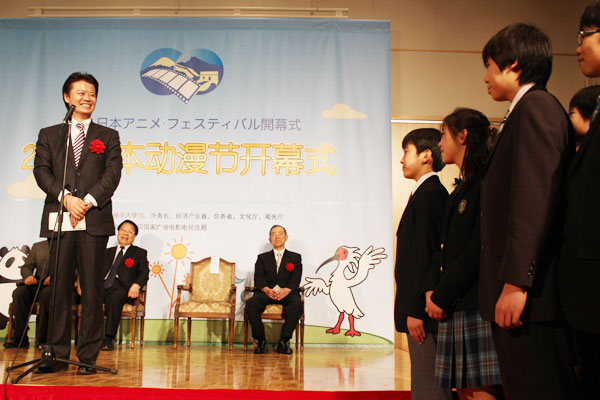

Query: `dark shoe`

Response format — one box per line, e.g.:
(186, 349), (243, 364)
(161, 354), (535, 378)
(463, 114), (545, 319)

(77, 363), (97, 375)
(34, 361), (68, 374)
(254, 339), (268, 354)
(276, 340), (293, 354)
(3, 338), (29, 348)
(100, 337), (114, 351)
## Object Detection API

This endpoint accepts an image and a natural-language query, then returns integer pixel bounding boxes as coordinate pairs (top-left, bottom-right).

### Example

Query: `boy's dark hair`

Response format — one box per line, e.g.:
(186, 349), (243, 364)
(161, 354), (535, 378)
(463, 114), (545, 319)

(580, 2), (600, 30)
(62, 72), (99, 110)
(482, 23), (552, 87)
(569, 85), (600, 120)
(402, 128), (444, 172)
(442, 108), (494, 186)
(118, 219), (139, 236)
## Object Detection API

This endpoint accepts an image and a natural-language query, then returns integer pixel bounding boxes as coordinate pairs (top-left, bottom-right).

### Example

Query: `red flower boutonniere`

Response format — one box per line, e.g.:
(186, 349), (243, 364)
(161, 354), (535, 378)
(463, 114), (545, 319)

(125, 258), (135, 268)
(285, 263), (294, 272)
(90, 139), (106, 154)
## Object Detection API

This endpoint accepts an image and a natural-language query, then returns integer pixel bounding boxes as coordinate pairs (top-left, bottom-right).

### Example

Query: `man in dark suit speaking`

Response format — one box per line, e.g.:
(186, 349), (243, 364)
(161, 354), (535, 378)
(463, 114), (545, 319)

(246, 225), (302, 354)
(101, 220), (149, 351)
(33, 72), (122, 374)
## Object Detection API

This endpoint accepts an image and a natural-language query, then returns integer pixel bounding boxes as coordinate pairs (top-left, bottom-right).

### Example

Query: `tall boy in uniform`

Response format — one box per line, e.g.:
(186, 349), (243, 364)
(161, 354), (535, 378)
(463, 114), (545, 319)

(479, 23), (578, 399)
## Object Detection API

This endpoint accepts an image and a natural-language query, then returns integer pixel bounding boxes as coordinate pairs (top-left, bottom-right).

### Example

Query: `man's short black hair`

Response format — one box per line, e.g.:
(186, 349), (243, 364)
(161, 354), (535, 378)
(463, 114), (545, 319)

(269, 225), (287, 235)
(580, 2), (600, 30)
(402, 128), (444, 172)
(62, 72), (99, 110)
(569, 85), (600, 120)
(118, 220), (139, 236)
(482, 23), (552, 87)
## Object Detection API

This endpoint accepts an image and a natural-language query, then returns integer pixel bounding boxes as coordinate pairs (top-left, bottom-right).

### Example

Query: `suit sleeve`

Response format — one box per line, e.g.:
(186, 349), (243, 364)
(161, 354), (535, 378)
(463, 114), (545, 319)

(33, 128), (63, 200)
(20, 243), (38, 279)
(86, 128), (122, 208)
(134, 249), (149, 287)
(254, 255), (268, 290)
(501, 94), (568, 288)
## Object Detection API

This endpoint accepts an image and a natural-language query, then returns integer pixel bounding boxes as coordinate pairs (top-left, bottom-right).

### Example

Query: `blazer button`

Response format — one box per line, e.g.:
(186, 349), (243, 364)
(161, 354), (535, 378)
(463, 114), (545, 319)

(480, 211), (484, 217)
(73, 188), (78, 193)
(440, 243), (444, 249)
(527, 272), (533, 278)
(439, 266), (444, 272)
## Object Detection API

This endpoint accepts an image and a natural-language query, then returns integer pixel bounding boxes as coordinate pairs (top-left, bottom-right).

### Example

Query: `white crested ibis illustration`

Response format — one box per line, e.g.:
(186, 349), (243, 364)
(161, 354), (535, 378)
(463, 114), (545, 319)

(304, 245), (387, 336)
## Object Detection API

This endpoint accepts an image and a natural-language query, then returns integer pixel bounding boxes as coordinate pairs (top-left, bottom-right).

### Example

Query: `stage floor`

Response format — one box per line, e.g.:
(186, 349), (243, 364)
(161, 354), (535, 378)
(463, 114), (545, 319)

(2, 343), (411, 391)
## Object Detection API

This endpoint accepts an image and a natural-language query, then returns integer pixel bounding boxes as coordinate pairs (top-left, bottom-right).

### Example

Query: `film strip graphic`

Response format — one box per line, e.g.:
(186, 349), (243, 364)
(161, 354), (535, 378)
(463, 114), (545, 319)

(142, 67), (208, 104)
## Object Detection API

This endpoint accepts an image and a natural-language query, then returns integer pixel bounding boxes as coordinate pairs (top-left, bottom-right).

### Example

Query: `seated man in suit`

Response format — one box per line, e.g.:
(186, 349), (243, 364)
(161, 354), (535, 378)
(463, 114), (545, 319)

(247, 225), (302, 354)
(100, 220), (148, 351)
(4, 240), (51, 349)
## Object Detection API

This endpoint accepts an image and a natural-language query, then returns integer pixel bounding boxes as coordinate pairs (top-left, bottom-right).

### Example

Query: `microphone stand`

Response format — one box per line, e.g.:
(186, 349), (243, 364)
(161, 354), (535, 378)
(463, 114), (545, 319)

(6, 106), (117, 383)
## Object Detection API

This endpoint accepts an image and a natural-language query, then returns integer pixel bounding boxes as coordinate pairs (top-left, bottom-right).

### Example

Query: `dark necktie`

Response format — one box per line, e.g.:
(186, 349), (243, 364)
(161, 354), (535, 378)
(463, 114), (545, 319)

(73, 123), (85, 168)
(104, 247), (124, 289)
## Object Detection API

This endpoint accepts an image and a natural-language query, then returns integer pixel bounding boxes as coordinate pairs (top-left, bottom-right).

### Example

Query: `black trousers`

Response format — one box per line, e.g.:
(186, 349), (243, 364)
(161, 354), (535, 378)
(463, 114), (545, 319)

(247, 291), (302, 342)
(11, 284), (51, 343)
(47, 231), (107, 363)
(491, 322), (581, 400)
(103, 281), (134, 338)
(572, 328), (600, 400)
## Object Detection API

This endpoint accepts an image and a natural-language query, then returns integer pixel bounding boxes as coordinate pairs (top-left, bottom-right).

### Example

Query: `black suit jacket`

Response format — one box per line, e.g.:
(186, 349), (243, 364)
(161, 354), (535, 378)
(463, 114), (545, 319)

(103, 245), (149, 291)
(394, 175), (448, 333)
(33, 121), (122, 237)
(559, 107), (600, 334)
(479, 86), (574, 323)
(427, 180), (481, 313)
(20, 240), (49, 281)
(254, 249), (302, 293)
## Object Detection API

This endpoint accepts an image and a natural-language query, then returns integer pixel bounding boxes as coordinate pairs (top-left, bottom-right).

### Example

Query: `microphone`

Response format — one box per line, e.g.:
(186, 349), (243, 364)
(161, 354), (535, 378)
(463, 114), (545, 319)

(62, 105), (76, 125)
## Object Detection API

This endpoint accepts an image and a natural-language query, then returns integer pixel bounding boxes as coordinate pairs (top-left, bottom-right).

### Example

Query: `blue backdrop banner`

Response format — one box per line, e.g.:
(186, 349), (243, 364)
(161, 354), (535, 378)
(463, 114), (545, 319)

(0, 17), (392, 343)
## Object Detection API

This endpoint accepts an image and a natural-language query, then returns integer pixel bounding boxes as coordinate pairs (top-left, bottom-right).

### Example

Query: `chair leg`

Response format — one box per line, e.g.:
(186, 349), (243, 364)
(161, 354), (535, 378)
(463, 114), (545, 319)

(186, 317), (192, 347)
(243, 317), (248, 351)
(7, 303), (12, 341)
(301, 316), (304, 352)
(131, 315), (136, 349)
(173, 316), (179, 348)
(140, 316), (145, 347)
(228, 317), (234, 351)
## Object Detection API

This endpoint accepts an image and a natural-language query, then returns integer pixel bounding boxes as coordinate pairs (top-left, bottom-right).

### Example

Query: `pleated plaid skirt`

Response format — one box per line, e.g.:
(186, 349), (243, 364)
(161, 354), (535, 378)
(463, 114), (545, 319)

(434, 310), (502, 389)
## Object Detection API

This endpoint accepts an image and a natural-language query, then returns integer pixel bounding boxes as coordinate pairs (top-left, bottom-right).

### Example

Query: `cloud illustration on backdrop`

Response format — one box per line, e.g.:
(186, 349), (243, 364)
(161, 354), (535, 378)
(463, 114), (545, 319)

(322, 103), (367, 119)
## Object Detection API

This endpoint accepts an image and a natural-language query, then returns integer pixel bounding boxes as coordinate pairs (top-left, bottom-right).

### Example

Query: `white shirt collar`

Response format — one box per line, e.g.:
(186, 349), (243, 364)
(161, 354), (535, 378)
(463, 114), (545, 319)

(508, 83), (535, 114)
(411, 171), (437, 195)
(70, 117), (92, 134)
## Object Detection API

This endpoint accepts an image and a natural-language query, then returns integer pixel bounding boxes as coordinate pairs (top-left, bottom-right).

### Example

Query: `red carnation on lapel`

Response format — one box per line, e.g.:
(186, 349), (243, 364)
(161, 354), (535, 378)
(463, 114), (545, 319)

(285, 262), (294, 272)
(125, 258), (135, 268)
(90, 139), (106, 154)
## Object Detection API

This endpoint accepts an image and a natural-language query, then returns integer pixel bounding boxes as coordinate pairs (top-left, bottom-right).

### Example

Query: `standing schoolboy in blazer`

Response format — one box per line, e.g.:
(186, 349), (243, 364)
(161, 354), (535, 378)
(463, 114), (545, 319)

(479, 23), (578, 399)
(394, 128), (451, 400)
(559, 3), (600, 397)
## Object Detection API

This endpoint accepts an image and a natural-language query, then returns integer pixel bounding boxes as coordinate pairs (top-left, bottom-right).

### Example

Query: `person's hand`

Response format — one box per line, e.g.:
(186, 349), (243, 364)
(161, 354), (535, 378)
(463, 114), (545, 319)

(128, 284), (140, 299)
(407, 316), (426, 344)
(63, 194), (88, 220)
(43, 277), (50, 286)
(70, 213), (80, 228)
(263, 287), (278, 300)
(425, 290), (446, 320)
(274, 287), (291, 300)
(24, 276), (37, 285)
(495, 282), (527, 329)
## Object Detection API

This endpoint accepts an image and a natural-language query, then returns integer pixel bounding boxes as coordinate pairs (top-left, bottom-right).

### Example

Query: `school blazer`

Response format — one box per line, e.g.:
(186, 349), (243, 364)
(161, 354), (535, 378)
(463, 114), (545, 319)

(394, 175), (448, 333)
(428, 180), (482, 313)
(559, 109), (600, 334)
(479, 85), (574, 323)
